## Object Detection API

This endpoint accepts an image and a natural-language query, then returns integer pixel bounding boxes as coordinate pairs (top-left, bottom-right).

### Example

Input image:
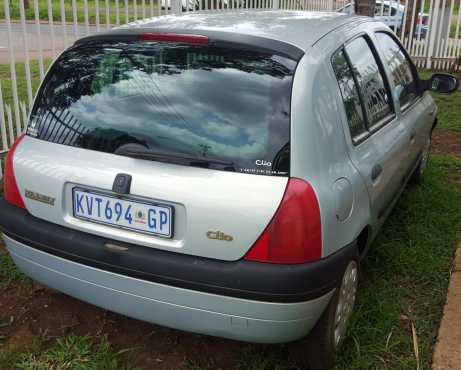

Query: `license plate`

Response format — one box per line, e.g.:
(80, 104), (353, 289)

(72, 188), (173, 238)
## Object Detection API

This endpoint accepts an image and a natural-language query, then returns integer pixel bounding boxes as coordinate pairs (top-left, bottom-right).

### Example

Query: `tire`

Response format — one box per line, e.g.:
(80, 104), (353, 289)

(410, 135), (431, 185)
(289, 260), (359, 370)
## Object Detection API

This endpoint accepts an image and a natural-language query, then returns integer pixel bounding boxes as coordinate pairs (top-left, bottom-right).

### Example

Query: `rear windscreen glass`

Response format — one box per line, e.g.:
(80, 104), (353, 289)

(28, 41), (295, 176)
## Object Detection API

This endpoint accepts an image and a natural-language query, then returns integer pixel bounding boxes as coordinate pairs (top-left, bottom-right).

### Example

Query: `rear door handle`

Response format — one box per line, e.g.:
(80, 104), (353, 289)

(371, 164), (383, 182)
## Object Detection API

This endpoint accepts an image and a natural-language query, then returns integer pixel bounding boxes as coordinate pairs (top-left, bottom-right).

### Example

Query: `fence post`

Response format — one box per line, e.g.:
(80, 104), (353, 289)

(19, 0), (34, 111)
(46, 0), (56, 56)
(171, 0), (182, 13)
(426, 0), (441, 69)
(20, 102), (28, 133)
(5, 106), (14, 146)
(0, 81), (8, 151)
(33, 0), (45, 80)
(273, 0), (280, 8)
(3, 0), (22, 137)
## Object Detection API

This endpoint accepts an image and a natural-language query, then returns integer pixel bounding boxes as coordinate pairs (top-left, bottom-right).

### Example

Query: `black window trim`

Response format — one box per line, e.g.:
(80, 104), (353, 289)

(340, 46), (371, 145)
(331, 45), (370, 146)
(331, 32), (397, 146)
(374, 30), (423, 114)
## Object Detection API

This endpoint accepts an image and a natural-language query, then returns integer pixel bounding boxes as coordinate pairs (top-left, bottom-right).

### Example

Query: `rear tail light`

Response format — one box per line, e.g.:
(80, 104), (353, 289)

(244, 178), (322, 264)
(3, 134), (26, 209)
(139, 33), (209, 45)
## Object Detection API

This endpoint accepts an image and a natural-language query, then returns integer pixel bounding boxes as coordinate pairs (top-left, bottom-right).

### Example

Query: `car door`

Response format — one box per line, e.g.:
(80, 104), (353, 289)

(331, 35), (409, 224)
(374, 31), (434, 174)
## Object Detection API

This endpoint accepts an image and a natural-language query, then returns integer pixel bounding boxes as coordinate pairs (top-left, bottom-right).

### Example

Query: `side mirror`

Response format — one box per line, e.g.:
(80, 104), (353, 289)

(423, 73), (459, 94)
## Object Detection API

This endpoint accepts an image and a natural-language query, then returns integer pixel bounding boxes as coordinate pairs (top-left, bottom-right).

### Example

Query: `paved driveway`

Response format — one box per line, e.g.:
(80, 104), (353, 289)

(0, 21), (99, 63)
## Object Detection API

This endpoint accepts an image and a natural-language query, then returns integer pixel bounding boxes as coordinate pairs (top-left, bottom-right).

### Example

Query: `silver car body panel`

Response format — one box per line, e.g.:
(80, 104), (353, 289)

(4, 12), (438, 344)
(290, 21), (436, 255)
(4, 235), (333, 343)
(117, 10), (364, 52)
(13, 136), (288, 261)
(12, 15), (437, 260)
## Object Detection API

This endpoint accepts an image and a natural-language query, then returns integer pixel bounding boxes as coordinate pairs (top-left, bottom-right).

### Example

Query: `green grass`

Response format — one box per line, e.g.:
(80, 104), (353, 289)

(1, 335), (138, 370)
(0, 339), (42, 370)
(0, 249), (32, 289)
(335, 155), (461, 369)
(0, 0), (158, 25)
(0, 59), (52, 110)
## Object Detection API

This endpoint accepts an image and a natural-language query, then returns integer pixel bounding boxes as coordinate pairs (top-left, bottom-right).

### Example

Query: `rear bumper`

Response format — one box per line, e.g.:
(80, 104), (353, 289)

(4, 235), (333, 343)
(0, 199), (357, 342)
(0, 199), (357, 303)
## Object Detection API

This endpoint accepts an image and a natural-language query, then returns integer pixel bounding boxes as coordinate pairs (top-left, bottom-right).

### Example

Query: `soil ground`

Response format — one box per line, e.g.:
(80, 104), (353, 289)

(0, 250), (258, 369)
(432, 129), (461, 158)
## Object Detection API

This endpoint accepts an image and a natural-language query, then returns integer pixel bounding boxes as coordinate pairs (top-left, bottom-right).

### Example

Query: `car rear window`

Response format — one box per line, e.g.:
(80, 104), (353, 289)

(28, 40), (296, 177)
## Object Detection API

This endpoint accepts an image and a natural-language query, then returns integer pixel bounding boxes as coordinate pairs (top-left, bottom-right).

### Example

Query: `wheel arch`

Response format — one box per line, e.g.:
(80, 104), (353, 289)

(356, 225), (371, 258)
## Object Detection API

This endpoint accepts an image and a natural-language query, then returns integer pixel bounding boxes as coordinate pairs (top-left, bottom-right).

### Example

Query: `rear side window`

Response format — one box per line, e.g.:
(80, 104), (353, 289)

(375, 32), (418, 109)
(28, 41), (296, 177)
(332, 50), (367, 139)
(344, 37), (394, 128)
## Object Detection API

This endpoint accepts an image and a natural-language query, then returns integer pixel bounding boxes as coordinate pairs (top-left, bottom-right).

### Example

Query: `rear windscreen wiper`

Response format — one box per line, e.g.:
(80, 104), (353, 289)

(116, 146), (235, 170)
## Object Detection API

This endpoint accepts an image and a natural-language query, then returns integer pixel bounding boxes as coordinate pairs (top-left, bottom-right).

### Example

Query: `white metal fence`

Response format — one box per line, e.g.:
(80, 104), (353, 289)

(0, 0), (459, 168)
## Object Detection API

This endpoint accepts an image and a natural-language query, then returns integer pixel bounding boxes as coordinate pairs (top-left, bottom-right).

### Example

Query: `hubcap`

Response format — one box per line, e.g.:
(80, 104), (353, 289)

(420, 137), (431, 175)
(334, 260), (358, 348)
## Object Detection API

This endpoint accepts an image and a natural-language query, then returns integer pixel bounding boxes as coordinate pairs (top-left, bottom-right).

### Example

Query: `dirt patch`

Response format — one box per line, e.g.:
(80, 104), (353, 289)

(432, 129), (461, 158)
(0, 282), (263, 369)
(5, 326), (36, 351)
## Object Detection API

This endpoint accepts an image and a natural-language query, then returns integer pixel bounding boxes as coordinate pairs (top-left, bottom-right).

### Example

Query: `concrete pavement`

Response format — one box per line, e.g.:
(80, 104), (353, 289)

(0, 21), (98, 63)
(432, 244), (461, 370)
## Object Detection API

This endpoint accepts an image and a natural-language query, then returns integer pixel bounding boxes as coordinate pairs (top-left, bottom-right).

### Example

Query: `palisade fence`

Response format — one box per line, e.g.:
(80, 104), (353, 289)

(0, 0), (460, 177)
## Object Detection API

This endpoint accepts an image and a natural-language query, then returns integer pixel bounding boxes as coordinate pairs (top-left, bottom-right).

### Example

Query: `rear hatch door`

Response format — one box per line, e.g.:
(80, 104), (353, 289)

(15, 34), (297, 261)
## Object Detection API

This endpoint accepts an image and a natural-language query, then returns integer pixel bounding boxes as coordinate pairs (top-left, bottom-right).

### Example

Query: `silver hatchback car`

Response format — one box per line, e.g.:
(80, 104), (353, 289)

(0, 10), (458, 369)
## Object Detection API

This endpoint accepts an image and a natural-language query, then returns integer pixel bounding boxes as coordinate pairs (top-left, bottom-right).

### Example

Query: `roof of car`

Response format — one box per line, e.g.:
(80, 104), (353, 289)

(116, 10), (369, 52)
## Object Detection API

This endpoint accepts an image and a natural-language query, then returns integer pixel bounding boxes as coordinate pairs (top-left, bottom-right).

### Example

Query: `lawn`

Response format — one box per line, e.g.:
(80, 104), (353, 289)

(0, 0), (158, 25)
(0, 59), (52, 109)
(0, 62), (460, 369)
(0, 331), (139, 370)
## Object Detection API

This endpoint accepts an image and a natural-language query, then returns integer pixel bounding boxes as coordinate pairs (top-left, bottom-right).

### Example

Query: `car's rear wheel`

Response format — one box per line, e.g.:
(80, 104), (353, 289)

(289, 259), (359, 370)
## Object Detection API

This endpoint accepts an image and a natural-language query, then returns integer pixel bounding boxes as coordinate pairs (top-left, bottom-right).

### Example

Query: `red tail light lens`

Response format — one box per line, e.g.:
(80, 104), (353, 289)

(4, 134), (26, 209)
(244, 178), (322, 264)
(139, 33), (209, 45)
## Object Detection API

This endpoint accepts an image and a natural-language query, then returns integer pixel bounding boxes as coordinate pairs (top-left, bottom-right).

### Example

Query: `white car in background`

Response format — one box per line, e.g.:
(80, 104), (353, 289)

(416, 13), (429, 39)
(161, 0), (229, 10)
(339, 1), (404, 31)
(161, 0), (198, 10)
(374, 0), (405, 30)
